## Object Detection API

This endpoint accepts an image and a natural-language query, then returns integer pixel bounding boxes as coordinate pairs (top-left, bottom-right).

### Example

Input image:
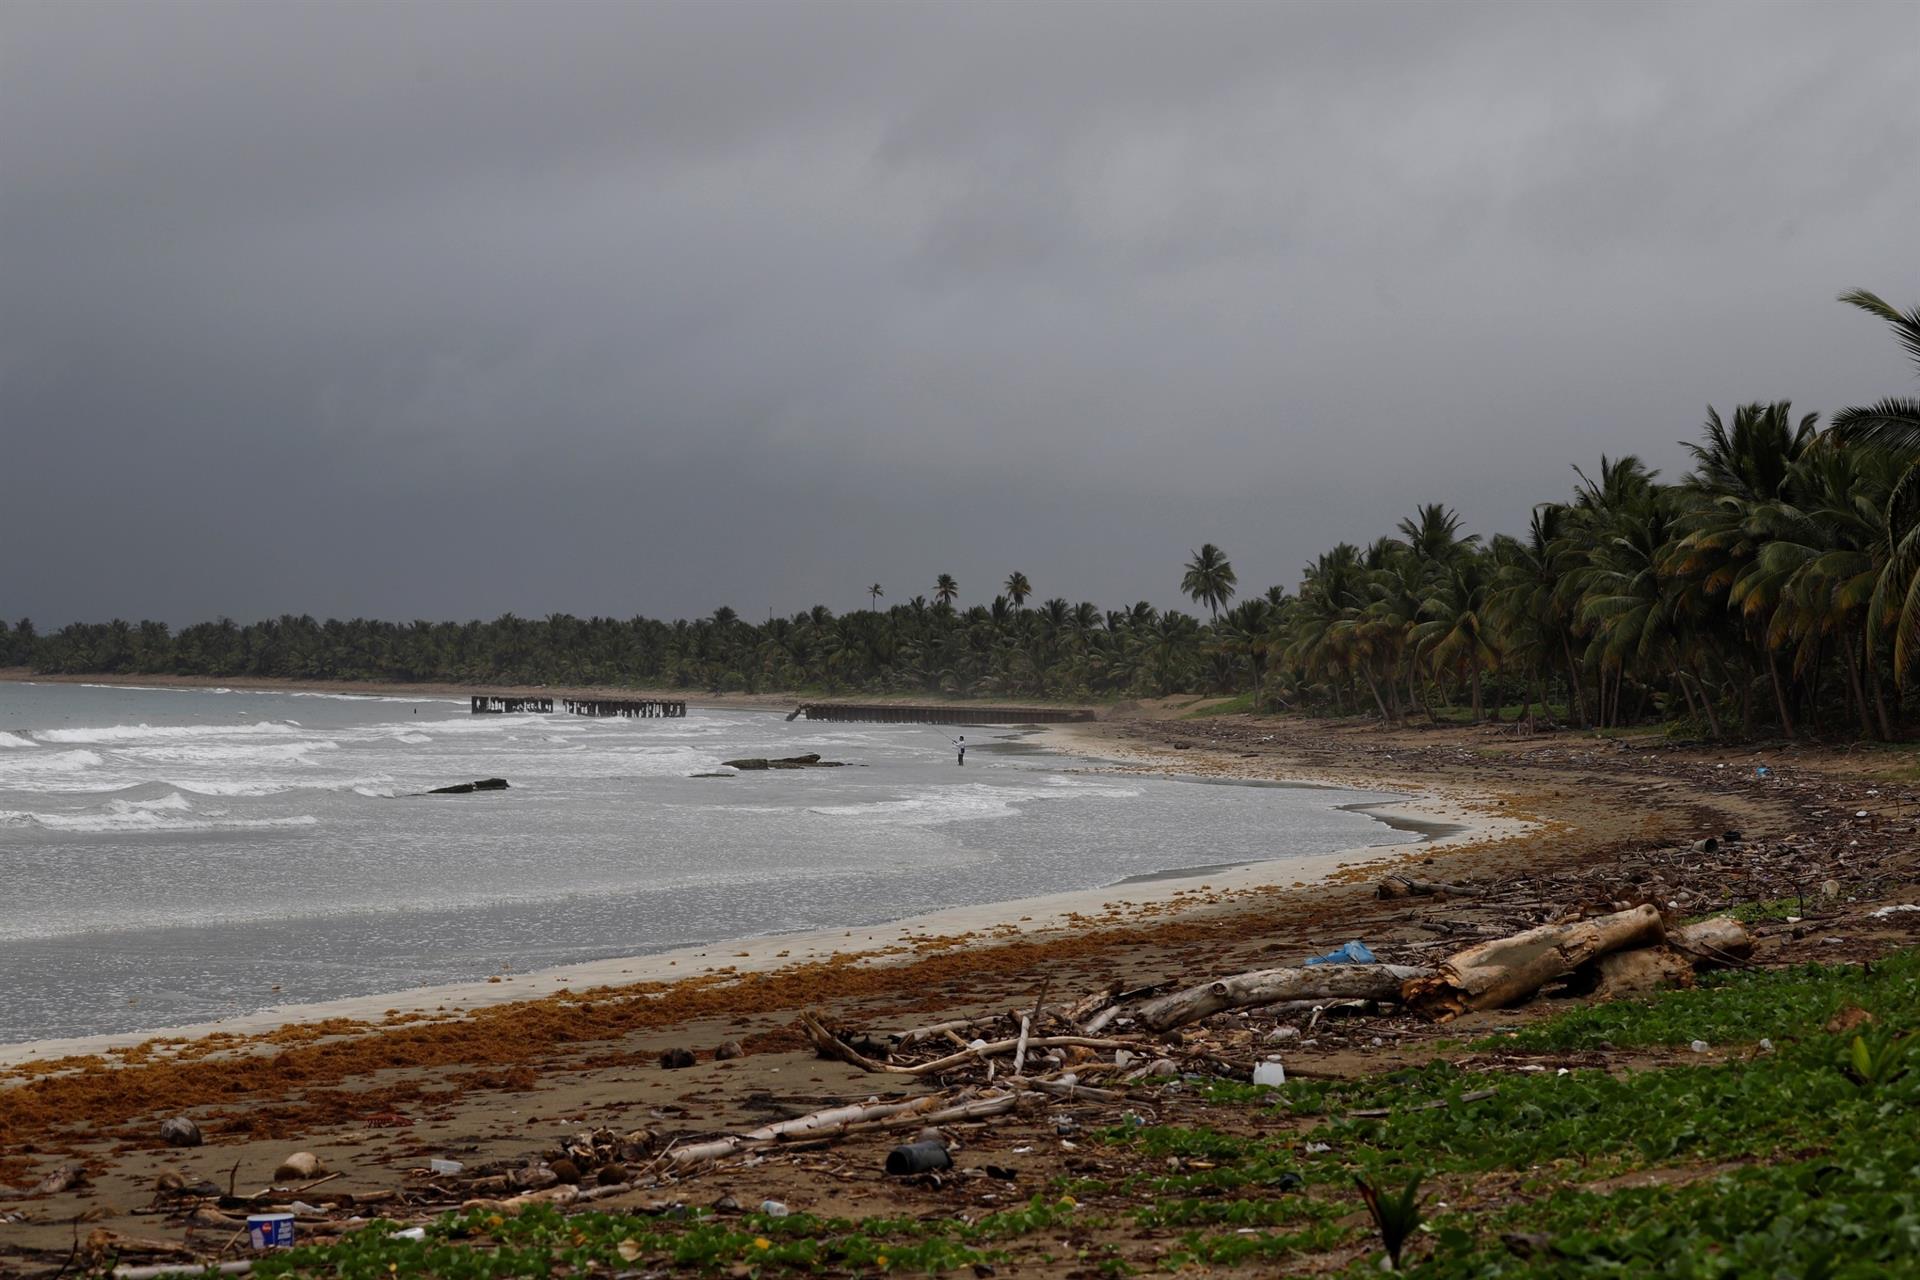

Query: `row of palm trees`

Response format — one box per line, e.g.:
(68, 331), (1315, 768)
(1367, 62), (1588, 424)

(11, 289), (1919, 740)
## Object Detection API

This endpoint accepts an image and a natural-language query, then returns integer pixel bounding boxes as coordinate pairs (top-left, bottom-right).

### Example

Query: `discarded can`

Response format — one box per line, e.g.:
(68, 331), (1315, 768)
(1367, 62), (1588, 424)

(248, 1213), (296, 1250)
(884, 1140), (954, 1175)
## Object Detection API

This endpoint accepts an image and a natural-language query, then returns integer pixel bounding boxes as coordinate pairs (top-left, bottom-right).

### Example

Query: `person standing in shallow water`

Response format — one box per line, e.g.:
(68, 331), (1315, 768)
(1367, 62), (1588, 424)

(953, 735), (966, 766)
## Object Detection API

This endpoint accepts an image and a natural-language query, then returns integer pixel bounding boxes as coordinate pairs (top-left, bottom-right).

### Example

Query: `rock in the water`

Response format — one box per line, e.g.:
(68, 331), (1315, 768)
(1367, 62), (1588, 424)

(160, 1116), (203, 1148)
(273, 1152), (324, 1182)
(713, 1040), (745, 1060)
(428, 778), (511, 794)
(659, 1048), (697, 1069)
(722, 754), (841, 771)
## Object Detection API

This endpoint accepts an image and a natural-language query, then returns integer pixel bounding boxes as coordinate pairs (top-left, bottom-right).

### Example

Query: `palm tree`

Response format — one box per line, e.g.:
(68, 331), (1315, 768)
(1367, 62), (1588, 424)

(934, 574), (959, 606)
(1181, 543), (1238, 619)
(1828, 289), (1920, 678)
(1004, 571), (1032, 609)
(867, 583), (884, 610)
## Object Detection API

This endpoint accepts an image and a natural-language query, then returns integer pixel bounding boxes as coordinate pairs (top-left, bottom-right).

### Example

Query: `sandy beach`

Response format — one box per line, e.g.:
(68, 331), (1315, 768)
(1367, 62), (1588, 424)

(3, 691), (1916, 1271)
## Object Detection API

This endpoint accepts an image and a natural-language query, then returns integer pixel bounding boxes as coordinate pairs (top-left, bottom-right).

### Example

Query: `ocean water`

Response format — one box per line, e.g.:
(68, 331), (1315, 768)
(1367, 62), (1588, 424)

(0, 682), (1405, 1043)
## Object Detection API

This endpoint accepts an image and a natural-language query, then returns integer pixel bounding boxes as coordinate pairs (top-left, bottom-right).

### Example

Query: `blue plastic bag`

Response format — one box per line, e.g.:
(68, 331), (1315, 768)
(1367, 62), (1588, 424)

(1304, 940), (1376, 966)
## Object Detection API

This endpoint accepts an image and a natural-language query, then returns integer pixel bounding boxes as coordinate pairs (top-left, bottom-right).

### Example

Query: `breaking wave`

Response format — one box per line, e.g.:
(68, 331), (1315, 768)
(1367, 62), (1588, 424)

(0, 790), (319, 834)
(39, 721), (302, 745)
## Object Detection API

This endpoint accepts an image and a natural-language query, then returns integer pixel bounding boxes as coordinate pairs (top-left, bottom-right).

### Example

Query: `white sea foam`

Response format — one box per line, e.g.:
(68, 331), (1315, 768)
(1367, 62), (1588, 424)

(39, 721), (302, 745)
(392, 732), (433, 745)
(119, 740), (340, 766)
(167, 775), (394, 798)
(806, 779), (1141, 826)
(0, 731), (36, 749)
(0, 801), (318, 833)
(0, 748), (105, 776)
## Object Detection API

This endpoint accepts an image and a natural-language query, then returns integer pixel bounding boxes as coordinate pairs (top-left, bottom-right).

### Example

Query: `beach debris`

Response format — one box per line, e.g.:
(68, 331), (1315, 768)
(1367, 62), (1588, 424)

(658, 1047), (696, 1069)
(83, 1228), (199, 1264)
(427, 1158), (463, 1177)
(1304, 940), (1377, 966)
(884, 1140), (953, 1175)
(803, 1011), (1147, 1076)
(1252, 1059), (1287, 1087)
(1870, 904), (1920, 918)
(1591, 946), (1695, 997)
(1668, 916), (1757, 966)
(427, 778), (510, 794)
(511, 1163), (559, 1191)
(760, 1199), (791, 1218)
(1133, 963), (1434, 1033)
(714, 1040), (746, 1060)
(160, 1116), (203, 1148)
(272, 1153), (324, 1183)
(1376, 875), (1482, 899)
(247, 1212), (296, 1249)
(33, 1159), (88, 1195)
(111, 1263), (256, 1280)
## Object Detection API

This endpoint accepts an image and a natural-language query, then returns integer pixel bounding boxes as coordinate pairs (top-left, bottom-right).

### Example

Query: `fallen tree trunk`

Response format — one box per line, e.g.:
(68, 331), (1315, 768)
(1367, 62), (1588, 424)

(1408, 904), (1665, 1016)
(1133, 964), (1435, 1033)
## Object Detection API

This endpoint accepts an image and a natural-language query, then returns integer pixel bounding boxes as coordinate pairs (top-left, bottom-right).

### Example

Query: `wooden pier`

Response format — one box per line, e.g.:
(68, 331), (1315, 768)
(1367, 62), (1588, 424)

(562, 697), (686, 718)
(789, 702), (1096, 725)
(471, 695), (554, 714)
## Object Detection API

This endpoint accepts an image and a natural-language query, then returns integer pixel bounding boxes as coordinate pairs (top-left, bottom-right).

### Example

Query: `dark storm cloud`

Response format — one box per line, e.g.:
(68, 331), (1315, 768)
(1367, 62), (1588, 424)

(4, 0), (1918, 625)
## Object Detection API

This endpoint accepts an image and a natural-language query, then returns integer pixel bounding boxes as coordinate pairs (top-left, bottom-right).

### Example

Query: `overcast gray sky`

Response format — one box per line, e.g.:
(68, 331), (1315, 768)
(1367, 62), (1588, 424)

(5, 0), (1918, 626)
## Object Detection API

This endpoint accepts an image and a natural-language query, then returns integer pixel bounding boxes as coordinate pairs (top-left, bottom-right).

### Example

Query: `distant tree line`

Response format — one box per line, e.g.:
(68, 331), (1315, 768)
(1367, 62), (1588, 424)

(10, 289), (1920, 741)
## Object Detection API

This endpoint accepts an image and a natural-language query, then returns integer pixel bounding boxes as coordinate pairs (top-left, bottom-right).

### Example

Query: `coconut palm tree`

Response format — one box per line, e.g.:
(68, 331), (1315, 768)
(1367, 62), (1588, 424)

(867, 583), (884, 611)
(934, 574), (959, 606)
(1181, 543), (1238, 619)
(1828, 289), (1920, 678)
(1004, 572), (1032, 609)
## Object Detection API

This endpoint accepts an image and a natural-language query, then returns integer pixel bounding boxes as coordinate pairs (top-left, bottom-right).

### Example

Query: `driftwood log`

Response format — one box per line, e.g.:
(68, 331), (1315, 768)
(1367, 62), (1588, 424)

(669, 1090), (1021, 1165)
(1408, 904), (1665, 1016)
(1133, 964), (1435, 1033)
